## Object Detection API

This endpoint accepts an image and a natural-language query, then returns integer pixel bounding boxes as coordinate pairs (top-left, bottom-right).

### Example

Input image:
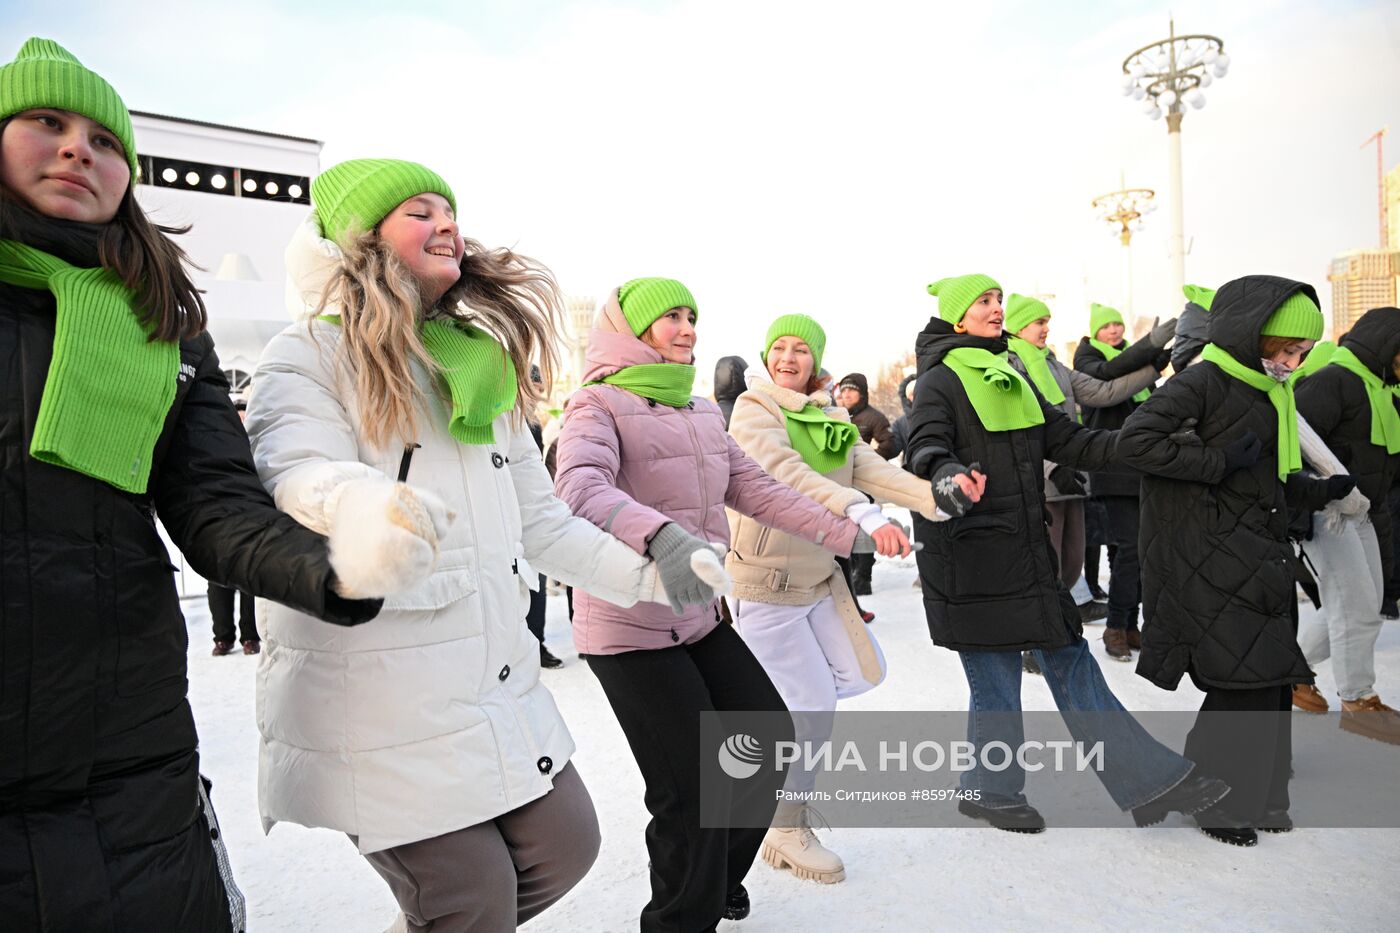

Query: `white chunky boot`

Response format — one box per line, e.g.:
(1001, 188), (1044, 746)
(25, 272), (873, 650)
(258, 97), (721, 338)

(761, 802), (845, 883)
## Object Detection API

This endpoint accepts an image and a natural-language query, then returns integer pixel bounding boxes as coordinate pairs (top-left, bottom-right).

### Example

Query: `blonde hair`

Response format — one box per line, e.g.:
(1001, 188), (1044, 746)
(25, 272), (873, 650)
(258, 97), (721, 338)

(316, 232), (563, 449)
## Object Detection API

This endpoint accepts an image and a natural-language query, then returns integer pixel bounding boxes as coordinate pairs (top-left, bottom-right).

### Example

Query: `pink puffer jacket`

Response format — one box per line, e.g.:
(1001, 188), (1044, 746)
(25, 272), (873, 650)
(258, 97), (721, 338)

(555, 295), (858, 655)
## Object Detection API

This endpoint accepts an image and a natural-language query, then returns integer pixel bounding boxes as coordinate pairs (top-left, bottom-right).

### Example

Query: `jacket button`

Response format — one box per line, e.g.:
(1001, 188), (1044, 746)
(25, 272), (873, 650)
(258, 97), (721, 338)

(498, 665), (510, 681)
(491, 453), (505, 468)
(537, 756), (553, 774)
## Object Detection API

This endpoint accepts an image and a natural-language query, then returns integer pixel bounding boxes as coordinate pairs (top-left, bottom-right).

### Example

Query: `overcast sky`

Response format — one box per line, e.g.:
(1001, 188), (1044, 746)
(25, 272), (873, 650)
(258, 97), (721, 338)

(4, 0), (1398, 378)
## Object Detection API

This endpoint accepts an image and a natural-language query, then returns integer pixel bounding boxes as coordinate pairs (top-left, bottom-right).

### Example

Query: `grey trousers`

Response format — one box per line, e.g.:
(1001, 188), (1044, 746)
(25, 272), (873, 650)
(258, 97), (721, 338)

(360, 763), (600, 932)
(1298, 520), (1386, 701)
(1046, 500), (1086, 591)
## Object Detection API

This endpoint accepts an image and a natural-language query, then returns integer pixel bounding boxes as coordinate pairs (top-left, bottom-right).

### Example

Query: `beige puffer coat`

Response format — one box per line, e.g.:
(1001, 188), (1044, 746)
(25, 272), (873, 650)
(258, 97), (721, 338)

(726, 374), (940, 607)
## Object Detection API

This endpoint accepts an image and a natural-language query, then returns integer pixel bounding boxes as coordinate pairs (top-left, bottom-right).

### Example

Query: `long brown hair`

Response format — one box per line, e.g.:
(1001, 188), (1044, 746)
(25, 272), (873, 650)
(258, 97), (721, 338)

(0, 118), (207, 342)
(317, 231), (563, 450)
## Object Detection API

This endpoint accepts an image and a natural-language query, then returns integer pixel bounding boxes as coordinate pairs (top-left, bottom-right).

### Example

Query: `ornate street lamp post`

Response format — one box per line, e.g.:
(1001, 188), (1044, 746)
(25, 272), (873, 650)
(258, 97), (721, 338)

(1092, 177), (1156, 319)
(1119, 18), (1229, 308)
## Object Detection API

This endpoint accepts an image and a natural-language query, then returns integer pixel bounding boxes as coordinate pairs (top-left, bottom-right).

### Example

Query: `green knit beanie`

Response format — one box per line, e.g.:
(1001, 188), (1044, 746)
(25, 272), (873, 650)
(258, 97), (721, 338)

(1182, 284), (1216, 311)
(616, 277), (697, 337)
(927, 274), (1001, 325)
(762, 313), (827, 373)
(312, 158), (456, 246)
(1004, 294), (1051, 337)
(0, 37), (138, 181)
(1089, 303), (1125, 338)
(1260, 291), (1324, 341)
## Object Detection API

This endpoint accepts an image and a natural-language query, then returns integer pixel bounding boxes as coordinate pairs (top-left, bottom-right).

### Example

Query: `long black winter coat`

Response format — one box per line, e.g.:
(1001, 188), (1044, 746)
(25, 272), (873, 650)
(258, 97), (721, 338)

(1295, 306), (1400, 589)
(0, 212), (380, 931)
(1119, 275), (1333, 692)
(906, 319), (1118, 651)
(1073, 336), (1163, 497)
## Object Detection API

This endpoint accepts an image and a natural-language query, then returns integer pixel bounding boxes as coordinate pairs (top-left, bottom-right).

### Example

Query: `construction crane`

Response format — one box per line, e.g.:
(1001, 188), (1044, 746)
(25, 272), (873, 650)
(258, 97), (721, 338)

(1362, 126), (1389, 249)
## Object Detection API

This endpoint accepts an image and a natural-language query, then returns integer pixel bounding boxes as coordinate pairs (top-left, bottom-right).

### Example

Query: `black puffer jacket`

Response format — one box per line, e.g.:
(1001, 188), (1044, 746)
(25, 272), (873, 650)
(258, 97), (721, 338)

(906, 319), (1118, 651)
(0, 212), (380, 930)
(838, 372), (896, 459)
(1073, 336), (1164, 497)
(713, 354), (749, 429)
(1119, 275), (1333, 691)
(1296, 306), (1400, 589)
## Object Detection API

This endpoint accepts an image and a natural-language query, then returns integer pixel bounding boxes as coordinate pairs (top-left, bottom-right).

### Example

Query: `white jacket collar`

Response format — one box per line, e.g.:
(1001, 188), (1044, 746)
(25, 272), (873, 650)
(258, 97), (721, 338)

(744, 366), (832, 412)
(284, 213), (345, 321)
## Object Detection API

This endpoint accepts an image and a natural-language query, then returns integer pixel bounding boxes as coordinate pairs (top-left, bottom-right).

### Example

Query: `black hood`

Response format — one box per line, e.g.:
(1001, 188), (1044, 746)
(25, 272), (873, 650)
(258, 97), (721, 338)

(897, 373), (917, 414)
(915, 317), (1008, 373)
(713, 355), (749, 404)
(1171, 297), (1212, 370)
(1340, 307), (1400, 383)
(1207, 275), (1320, 372)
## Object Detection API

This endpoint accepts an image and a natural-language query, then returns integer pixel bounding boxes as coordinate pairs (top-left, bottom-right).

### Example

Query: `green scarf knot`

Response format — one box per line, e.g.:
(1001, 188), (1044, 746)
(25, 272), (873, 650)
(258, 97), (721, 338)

(319, 314), (517, 444)
(0, 238), (178, 493)
(781, 403), (859, 473)
(1327, 345), (1400, 455)
(1088, 337), (1150, 403)
(942, 346), (1045, 432)
(1200, 343), (1299, 480)
(1007, 336), (1066, 405)
(593, 363), (696, 408)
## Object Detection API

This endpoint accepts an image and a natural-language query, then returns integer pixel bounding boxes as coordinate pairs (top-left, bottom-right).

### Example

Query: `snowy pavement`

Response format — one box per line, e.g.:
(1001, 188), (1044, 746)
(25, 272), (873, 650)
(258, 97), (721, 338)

(187, 551), (1400, 932)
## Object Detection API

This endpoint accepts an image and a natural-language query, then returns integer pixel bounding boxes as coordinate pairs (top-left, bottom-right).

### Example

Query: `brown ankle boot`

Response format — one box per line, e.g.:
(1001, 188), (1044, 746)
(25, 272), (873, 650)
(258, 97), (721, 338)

(1291, 683), (1328, 714)
(1125, 624), (1142, 651)
(1102, 628), (1132, 661)
(1340, 695), (1400, 745)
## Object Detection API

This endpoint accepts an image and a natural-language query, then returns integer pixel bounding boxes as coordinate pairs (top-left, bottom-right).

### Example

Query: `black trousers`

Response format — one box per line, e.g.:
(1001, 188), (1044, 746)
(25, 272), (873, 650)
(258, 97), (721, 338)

(585, 623), (792, 933)
(1184, 684), (1292, 822)
(848, 552), (875, 594)
(526, 574), (547, 644)
(207, 582), (257, 644)
(1100, 495), (1141, 630)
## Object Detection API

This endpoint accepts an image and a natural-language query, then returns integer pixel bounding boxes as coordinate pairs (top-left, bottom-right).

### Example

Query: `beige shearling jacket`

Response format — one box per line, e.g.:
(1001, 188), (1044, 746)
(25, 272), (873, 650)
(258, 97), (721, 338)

(726, 375), (940, 607)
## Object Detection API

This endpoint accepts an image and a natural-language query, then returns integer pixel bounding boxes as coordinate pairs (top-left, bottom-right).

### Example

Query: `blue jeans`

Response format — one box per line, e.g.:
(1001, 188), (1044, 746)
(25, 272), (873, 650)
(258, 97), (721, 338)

(958, 638), (1192, 811)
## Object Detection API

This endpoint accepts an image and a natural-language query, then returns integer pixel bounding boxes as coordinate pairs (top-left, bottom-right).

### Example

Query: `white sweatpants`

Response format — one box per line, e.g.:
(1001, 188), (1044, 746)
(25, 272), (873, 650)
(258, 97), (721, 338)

(734, 596), (887, 792)
(1297, 520), (1386, 701)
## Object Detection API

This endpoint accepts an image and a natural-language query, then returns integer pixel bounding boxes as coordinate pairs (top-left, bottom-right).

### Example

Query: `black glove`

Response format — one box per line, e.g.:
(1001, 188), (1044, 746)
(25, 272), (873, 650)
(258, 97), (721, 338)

(1049, 465), (1087, 497)
(931, 462), (978, 517)
(1221, 430), (1262, 474)
(1152, 348), (1173, 372)
(1168, 417), (1203, 447)
(1323, 475), (1357, 502)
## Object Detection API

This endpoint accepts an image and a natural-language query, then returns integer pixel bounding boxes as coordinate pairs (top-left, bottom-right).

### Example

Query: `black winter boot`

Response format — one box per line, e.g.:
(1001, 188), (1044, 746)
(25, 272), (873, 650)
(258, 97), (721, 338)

(1131, 773), (1231, 827)
(722, 884), (750, 921)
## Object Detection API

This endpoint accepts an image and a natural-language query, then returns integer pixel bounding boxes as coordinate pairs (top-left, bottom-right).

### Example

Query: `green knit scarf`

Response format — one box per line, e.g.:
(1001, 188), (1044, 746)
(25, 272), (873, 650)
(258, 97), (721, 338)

(1088, 337), (1150, 403)
(781, 403), (859, 473)
(943, 347), (1045, 432)
(1007, 336), (1066, 405)
(0, 238), (178, 493)
(320, 314), (517, 444)
(1291, 341), (1335, 382)
(1201, 343), (1299, 480)
(593, 363), (696, 408)
(1328, 346), (1400, 455)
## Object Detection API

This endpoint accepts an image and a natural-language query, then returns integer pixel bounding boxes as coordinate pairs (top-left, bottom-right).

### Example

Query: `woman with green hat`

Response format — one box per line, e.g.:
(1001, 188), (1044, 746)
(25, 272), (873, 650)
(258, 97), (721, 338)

(0, 37), (388, 930)
(1121, 275), (1358, 845)
(725, 313), (938, 884)
(553, 280), (862, 930)
(246, 159), (698, 930)
(1073, 303), (1177, 660)
(906, 274), (1229, 834)
(1002, 294), (1160, 672)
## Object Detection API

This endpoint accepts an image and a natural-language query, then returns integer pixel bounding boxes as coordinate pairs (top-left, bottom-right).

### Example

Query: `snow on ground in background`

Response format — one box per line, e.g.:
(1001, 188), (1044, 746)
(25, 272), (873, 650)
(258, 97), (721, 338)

(187, 548), (1400, 932)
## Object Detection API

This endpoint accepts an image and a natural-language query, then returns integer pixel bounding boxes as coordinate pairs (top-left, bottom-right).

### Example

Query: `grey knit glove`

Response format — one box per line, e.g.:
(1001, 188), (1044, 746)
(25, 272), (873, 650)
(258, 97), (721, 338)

(1148, 316), (1179, 349)
(646, 522), (717, 615)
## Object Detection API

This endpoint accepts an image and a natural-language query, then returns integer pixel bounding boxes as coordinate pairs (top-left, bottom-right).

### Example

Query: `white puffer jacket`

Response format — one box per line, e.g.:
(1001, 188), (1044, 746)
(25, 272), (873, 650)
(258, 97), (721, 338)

(247, 217), (656, 854)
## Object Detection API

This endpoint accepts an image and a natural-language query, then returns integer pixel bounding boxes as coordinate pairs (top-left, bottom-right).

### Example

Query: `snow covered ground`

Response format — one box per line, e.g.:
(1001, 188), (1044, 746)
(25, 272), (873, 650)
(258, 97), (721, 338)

(187, 550), (1400, 932)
